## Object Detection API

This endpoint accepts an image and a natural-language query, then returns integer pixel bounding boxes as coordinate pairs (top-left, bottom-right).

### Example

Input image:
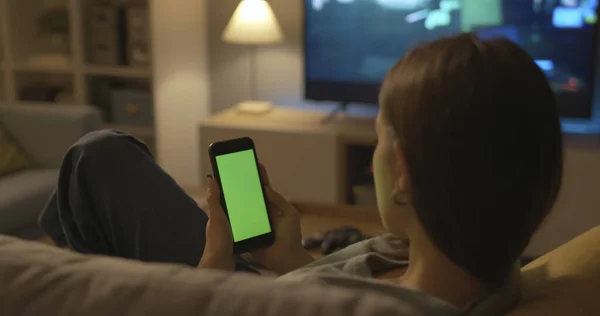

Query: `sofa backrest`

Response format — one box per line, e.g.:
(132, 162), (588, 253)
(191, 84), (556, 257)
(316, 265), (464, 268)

(1, 227), (599, 316)
(0, 236), (417, 316)
(0, 104), (102, 168)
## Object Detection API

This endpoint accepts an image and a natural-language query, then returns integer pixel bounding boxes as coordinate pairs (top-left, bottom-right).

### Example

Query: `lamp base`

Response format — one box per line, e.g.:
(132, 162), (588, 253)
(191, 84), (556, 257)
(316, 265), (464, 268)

(235, 101), (273, 114)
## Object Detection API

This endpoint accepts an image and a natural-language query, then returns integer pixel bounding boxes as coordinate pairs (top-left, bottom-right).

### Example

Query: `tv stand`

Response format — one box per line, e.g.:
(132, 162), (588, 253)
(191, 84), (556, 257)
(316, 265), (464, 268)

(199, 106), (377, 206)
(321, 102), (350, 124)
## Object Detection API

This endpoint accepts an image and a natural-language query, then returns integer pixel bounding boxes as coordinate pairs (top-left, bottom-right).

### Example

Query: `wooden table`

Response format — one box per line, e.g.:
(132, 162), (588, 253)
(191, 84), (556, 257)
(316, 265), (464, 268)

(294, 202), (384, 238)
(293, 202), (385, 258)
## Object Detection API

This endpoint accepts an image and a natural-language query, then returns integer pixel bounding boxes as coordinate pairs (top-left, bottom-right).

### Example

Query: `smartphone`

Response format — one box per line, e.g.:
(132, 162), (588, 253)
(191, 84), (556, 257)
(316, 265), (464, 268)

(208, 137), (275, 253)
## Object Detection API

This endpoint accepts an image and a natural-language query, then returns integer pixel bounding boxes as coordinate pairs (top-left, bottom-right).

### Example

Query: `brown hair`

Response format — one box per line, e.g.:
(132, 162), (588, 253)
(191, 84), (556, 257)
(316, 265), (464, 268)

(379, 34), (563, 286)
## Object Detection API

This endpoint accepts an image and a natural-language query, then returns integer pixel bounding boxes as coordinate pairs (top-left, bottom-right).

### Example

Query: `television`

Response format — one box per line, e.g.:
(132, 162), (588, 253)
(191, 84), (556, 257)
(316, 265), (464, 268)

(304, 0), (599, 119)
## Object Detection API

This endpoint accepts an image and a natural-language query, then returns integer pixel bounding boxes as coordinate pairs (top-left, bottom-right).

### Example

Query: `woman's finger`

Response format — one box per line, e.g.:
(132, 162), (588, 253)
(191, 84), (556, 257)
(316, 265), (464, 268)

(259, 163), (288, 206)
(265, 188), (289, 212)
(259, 163), (272, 188)
(259, 164), (296, 217)
(265, 198), (282, 218)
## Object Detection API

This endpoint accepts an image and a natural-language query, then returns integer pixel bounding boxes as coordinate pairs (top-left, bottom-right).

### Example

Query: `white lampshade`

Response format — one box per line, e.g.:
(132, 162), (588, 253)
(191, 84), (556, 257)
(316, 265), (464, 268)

(222, 0), (284, 45)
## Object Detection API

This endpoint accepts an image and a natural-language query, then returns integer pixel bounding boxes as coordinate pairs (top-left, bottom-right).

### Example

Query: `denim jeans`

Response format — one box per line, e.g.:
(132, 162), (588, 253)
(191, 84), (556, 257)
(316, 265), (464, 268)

(39, 130), (254, 272)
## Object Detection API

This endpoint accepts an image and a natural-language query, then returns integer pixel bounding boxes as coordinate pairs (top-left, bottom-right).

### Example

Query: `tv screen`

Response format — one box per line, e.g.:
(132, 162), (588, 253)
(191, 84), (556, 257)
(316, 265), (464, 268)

(305, 0), (599, 118)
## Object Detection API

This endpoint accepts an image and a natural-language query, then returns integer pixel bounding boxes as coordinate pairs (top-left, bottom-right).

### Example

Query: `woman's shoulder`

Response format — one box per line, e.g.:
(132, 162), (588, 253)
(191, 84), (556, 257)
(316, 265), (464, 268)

(316, 234), (408, 265)
(283, 234), (410, 277)
(368, 233), (410, 258)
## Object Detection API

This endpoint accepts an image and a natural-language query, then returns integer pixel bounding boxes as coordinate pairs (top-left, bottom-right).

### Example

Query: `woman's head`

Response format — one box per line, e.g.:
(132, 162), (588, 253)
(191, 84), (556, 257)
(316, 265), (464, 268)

(372, 34), (563, 285)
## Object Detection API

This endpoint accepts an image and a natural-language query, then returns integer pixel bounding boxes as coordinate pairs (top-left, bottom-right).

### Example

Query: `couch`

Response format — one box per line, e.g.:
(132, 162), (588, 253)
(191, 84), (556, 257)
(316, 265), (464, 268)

(0, 104), (102, 236)
(0, 226), (598, 316)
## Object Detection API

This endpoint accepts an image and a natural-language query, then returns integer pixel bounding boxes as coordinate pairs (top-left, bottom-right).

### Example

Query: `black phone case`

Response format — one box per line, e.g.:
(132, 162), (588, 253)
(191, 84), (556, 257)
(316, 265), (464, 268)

(208, 137), (275, 254)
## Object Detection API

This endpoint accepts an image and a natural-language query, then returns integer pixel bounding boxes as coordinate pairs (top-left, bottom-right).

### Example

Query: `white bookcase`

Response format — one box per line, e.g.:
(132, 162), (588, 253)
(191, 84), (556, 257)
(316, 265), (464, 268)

(0, 0), (154, 149)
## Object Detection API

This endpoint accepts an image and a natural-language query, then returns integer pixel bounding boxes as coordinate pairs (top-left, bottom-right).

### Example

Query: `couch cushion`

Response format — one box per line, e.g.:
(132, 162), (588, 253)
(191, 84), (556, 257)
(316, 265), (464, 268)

(0, 169), (57, 233)
(0, 124), (32, 176)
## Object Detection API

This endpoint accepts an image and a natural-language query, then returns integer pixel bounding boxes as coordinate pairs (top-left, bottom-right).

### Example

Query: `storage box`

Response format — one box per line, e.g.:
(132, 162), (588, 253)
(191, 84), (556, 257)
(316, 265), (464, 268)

(110, 89), (153, 126)
(88, 5), (125, 65)
(126, 6), (151, 66)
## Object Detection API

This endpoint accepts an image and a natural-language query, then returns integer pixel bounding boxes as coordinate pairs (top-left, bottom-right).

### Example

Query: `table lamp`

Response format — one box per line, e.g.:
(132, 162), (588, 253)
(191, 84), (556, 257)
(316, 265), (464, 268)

(222, 0), (284, 114)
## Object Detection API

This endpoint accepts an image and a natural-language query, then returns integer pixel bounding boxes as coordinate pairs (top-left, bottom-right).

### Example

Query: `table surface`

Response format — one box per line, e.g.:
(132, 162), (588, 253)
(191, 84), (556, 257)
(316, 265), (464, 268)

(294, 202), (384, 237)
(293, 202), (385, 258)
(204, 107), (378, 146)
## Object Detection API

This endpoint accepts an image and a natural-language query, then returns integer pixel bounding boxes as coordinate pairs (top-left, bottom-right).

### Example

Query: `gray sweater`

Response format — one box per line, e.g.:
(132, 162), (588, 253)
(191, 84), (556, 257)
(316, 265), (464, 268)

(280, 235), (520, 316)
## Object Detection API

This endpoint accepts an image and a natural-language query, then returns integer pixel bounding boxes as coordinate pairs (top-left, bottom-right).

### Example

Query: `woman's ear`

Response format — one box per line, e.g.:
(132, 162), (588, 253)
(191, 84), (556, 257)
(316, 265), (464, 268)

(388, 140), (411, 239)
(393, 140), (409, 192)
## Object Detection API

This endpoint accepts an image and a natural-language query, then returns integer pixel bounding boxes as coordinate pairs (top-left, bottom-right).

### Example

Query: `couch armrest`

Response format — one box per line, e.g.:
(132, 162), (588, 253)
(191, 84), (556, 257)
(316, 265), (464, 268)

(0, 104), (103, 168)
(509, 226), (600, 316)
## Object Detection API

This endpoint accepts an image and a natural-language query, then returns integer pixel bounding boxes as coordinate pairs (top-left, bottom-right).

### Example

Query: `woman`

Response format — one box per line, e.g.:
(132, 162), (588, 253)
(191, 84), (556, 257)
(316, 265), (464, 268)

(39, 34), (562, 315)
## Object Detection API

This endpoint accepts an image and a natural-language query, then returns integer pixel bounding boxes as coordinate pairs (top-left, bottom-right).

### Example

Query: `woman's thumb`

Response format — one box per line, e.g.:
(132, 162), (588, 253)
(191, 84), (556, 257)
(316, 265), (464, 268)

(206, 174), (225, 219)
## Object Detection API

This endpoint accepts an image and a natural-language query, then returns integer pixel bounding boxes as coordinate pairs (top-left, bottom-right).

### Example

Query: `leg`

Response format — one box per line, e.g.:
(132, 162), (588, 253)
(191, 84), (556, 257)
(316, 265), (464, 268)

(39, 130), (252, 270)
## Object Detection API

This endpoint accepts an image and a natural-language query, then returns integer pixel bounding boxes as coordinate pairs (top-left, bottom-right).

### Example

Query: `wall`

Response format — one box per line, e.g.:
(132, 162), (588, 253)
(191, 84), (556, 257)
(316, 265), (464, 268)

(207, 0), (304, 112)
(529, 146), (600, 255)
(151, 0), (210, 187)
(208, 0), (600, 255)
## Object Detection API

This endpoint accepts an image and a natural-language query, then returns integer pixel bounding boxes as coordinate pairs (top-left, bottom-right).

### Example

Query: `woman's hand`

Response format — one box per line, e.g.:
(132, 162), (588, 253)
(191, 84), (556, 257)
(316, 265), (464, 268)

(198, 175), (235, 271)
(249, 164), (314, 275)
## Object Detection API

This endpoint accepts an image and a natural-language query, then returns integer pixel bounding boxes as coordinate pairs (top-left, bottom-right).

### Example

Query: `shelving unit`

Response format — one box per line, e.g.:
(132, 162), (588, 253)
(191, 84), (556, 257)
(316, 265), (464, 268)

(84, 65), (151, 78)
(12, 62), (73, 73)
(0, 0), (155, 150)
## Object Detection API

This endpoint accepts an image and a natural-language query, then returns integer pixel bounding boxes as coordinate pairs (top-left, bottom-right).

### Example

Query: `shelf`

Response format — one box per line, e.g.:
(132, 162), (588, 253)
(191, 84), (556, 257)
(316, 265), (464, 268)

(104, 124), (155, 139)
(8, 1), (72, 64)
(2, 0), (155, 149)
(14, 101), (69, 106)
(14, 71), (75, 104)
(13, 61), (73, 74)
(85, 66), (151, 78)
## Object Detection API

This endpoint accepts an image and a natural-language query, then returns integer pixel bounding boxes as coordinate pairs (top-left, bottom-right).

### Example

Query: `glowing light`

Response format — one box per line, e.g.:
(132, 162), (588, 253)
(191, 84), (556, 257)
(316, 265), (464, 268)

(222, 0), (284, 44)
(568, 77), (578, 86)
(534, 59), (555, 72)
(406, 9), (430, 23)
(311, 0), (330, 11)
(376, 0), (424, 10)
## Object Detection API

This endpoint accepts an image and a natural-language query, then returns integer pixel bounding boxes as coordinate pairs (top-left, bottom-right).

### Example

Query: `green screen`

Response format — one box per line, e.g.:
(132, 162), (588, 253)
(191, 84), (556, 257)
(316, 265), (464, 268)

(215, 149), (271, 242)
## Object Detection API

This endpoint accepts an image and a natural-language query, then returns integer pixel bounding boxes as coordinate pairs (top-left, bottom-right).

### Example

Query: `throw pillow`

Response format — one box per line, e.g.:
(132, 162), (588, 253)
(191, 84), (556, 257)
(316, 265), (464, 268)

(0, 124), (32, 176)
